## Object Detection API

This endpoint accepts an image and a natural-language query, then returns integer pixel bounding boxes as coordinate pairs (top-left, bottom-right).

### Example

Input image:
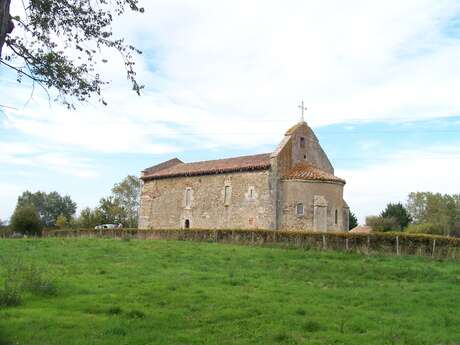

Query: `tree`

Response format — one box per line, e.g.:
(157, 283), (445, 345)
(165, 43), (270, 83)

(16, 191), (77, 228)
(380, 203), (412, 229)
(0, 0), (144, 108)
(97, 196), (126, 224)
(55, 214), (67, 229)
(348, 212), (358, 230)
(406, 192), (460, 236)
(78, 207), (105, 229)
(112, 175), (141, 228)
(10, 206), (42, 235)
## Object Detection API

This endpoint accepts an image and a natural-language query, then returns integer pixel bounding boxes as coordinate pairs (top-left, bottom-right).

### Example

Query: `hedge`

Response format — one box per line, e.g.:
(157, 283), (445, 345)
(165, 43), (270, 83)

(39, 228), (460, 260)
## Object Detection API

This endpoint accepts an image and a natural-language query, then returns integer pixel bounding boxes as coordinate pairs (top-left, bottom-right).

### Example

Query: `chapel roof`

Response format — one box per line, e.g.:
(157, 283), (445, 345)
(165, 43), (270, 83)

(141, 153), (271, 180)
(283, 162), (345, 184)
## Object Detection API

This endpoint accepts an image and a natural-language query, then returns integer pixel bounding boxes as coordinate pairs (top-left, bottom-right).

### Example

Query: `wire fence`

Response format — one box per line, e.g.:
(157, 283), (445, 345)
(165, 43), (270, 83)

(39, 228), (460, 260)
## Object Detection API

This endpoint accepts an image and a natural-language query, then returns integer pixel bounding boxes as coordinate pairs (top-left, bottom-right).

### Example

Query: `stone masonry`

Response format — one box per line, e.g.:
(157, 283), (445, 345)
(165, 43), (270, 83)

(139, 121), (348, 231)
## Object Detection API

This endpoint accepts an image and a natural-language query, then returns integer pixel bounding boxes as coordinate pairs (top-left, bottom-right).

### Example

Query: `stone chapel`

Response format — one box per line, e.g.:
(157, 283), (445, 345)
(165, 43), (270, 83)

(139, 120), (348, 231)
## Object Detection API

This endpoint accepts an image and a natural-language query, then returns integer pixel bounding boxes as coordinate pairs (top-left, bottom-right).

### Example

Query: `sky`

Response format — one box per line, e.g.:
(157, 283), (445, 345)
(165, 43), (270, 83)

(1, 0), (460, 224)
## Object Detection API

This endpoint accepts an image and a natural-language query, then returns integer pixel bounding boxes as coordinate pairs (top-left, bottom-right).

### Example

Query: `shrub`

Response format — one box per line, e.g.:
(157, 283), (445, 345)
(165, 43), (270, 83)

(10, 206), (42, 236)
(0, 226), (12, 238)
(406, 223), (442, 235)
(0, 261), (23, 307)
(366, 216), (401, 232)
(380, 203), (412, 229)
(0, 259), (58, 307)
(22, 265), (58, 296)
(55, 214), (68, 229)
(0, 284), (22, 307)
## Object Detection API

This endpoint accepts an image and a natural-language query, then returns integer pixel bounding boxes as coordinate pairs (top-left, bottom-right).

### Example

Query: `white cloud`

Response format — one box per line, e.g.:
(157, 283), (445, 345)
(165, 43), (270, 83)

(0, 141), (99, 179)
(2, 0), (460, 222)
(339, 145), (460, 224)
(2, 0), (460, 154)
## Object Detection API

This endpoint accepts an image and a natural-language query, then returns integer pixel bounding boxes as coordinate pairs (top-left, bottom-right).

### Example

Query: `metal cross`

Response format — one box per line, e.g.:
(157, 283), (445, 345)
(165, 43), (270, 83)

(298, 101), (307, 122)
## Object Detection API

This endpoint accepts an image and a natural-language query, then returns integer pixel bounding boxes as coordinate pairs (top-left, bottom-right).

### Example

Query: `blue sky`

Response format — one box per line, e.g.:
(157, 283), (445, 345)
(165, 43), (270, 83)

(1, 0), (460, 223)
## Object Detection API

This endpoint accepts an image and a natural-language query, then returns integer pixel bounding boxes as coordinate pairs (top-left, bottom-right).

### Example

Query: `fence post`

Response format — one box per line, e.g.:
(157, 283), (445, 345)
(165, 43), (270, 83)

(396, 236), (400, 256)
(251, 231), (254, 244)
(322, 234), (326, 249)
(367, 236), (371, 255)
(345, 238), (349, 251)
(432, 239), (436, 258)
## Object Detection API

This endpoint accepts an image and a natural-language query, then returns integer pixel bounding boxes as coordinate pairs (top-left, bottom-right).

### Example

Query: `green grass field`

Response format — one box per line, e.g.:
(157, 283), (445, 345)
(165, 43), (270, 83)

(1, 238), (460, 345)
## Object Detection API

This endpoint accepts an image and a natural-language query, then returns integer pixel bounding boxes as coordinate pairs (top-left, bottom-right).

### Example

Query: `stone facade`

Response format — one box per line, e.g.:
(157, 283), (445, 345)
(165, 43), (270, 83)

(139, 170), (275, 229)
(140, 121), (348, 231)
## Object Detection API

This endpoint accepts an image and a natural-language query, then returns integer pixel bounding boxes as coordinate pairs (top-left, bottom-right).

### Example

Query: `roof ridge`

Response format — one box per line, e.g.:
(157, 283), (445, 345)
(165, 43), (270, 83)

(142, 152), (271, 180)
(177, 152), (271, 166)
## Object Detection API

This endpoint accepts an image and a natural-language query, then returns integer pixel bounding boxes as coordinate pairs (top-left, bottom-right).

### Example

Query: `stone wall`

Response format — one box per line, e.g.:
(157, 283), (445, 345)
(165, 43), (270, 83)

(280, 179), (346, 231)
(139, 170), (275, 229)
(289, 124), (334, 173)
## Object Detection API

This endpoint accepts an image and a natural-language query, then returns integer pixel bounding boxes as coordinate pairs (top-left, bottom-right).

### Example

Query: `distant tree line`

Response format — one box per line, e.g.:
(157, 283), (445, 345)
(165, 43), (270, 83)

(365, 192), (460, 237)
(5, 175), (141, 236)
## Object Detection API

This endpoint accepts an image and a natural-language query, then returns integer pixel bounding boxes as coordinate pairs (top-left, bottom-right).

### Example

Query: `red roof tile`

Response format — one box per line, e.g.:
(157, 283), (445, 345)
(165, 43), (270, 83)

(283, 162), (345, 184)
(142, 153), (271, 180)
(349, 225), (372, 233)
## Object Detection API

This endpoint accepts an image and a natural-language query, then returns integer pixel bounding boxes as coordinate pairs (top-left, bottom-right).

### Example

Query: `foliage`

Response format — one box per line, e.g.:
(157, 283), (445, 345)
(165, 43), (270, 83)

(406, 192), (460, 236)
(380, 202), (412, 229)
(0, 0), (144, 108)
(0, 238), (460, 344)
(77, 175), (141, 228)
(78, 207), (101, 229)
(21, 264), (58, 296)
(44, 228), (460, 261)
(406, 223), (442, 235)
(97, 196), (126, 224)
(348, 211), (358, 230)
(0, 262), (22, 307)
(55, 214), (67, 229)
(0, 219), (10, 238)
(365, 215), (401, 232)
(111, 175), (141, 228)
(10, 206), (42, 235)
(16, 191), (76, 228)
(0, 258), (57, 308)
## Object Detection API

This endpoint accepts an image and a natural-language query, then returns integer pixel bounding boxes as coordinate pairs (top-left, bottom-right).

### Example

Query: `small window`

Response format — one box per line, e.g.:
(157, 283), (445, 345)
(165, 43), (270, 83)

(224, 185), (231, 205)
(185, 188), (192, 208)
(248, 187), (255, 200)
(184, 219), (190, 229)
(296, 203), (304, 216)
(335, 209), (338, 224)
(300, 137), (305, 148)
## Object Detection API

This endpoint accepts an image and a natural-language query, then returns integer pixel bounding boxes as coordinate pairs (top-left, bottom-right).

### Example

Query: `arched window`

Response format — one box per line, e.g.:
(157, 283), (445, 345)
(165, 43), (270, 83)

(335, 209), (338, 225)
(296, 203), (304, 216)
(184, 219), (190, 229)
(224, 185), (231, 205)
(185, 188), (192, 208)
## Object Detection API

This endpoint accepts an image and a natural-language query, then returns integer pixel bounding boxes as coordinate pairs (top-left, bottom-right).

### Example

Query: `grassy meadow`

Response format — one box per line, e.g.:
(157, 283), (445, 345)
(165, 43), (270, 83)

(0, 238), (460, 345)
